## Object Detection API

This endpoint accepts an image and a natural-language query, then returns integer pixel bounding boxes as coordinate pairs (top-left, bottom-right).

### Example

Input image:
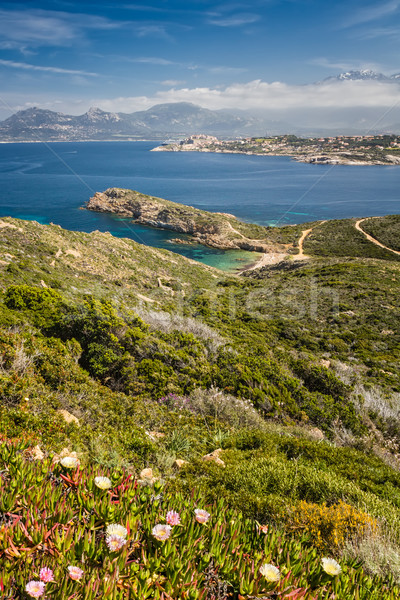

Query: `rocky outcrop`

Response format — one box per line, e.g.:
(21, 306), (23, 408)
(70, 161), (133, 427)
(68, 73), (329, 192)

(86, 188), (279, 252)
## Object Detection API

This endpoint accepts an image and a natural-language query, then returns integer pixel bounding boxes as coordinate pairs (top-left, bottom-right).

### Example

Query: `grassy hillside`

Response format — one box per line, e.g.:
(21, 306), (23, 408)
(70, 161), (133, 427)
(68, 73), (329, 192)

(1, 214), (400, 598)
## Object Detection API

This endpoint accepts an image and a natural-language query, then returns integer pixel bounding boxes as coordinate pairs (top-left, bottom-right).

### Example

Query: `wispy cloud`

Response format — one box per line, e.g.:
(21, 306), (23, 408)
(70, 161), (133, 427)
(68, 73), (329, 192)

(356, 25), (400, 39)
(161, 79), (186, 86)
(0, 59), (98, 77)
(342, 0), (400, 28)
(130, 56), (176, 65)
(0, 8), (121, 48)
(135, 24), (175, 41)
(207, 12), (260, 26)
(310, 57), (382, 72)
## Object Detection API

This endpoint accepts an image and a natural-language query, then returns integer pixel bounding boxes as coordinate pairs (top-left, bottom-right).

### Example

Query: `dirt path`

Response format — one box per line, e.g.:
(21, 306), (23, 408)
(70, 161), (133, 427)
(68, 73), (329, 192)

(225, 221), (247, 239)
(240, 220), (327, 273)
(355, 218), (400, 256)
(296, 227), (313, 259)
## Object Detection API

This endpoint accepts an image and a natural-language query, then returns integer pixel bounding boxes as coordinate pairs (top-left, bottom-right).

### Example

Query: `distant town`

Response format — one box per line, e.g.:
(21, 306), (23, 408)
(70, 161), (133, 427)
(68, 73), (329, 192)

(153, 133), (400, 165)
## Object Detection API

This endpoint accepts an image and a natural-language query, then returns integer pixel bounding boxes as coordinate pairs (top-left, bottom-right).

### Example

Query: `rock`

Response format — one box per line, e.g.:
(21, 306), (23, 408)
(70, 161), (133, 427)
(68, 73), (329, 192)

(138, 467), (158, 486)
(308, 427), (325, 441)
(174, 459), (188, 469)
(320, 359), (331, 368)
(53, 448), (78, 464)
(40, 280), (48, 288)
(31, 445), (45, 460)
(140, 467), (154, 479)
(57, 409), (80, 426)
(145, 431), (165, 441)
(202, 448), (225, 467)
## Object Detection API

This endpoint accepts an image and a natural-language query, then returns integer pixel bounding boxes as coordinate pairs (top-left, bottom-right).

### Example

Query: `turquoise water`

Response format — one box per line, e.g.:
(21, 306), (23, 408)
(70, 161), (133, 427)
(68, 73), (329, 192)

(0, 141), (399, 271)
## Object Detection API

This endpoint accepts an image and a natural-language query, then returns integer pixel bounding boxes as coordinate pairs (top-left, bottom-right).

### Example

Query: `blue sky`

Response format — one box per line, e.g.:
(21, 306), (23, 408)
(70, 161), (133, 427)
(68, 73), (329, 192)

(0, 0), (399, 119)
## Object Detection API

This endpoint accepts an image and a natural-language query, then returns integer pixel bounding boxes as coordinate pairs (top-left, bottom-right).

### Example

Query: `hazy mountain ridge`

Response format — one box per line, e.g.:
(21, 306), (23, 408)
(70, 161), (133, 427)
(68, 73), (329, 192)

(2, 69), (400, 141)
(0, 103), (263, 141)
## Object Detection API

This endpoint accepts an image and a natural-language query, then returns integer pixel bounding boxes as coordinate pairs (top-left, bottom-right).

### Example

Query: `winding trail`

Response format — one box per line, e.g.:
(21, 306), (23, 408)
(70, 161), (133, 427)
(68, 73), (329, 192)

(295, 220), (327, 260)
(355, 218), (400, 256)
(240, 221), (326, 273)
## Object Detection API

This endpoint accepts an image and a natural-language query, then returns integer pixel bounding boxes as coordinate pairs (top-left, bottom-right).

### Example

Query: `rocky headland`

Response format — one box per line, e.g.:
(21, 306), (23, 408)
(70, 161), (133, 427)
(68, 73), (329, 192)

(86, 188), (289, 254)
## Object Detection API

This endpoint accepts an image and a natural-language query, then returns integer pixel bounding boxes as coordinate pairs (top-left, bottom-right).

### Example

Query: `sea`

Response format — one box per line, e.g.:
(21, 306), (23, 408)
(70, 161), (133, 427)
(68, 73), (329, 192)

(0, 141), (399, 272)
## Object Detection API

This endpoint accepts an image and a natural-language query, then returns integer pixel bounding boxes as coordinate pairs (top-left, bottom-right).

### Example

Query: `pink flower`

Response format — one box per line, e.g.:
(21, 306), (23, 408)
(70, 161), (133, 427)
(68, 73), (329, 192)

(194, 509), (210, 524)
(25, 581), (45, 598)
(39, 567), (54, 582)
(106, 534), (127, 552)
(67, 566), (84, 581)
(166, 510), (181, 526)
(152, 524), (172, 541)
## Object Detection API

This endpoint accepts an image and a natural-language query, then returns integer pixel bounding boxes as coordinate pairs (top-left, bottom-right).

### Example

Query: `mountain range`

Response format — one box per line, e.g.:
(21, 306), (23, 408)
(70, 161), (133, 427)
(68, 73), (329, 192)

(1, 70), (400, 140)
(323, 69), (400, 82)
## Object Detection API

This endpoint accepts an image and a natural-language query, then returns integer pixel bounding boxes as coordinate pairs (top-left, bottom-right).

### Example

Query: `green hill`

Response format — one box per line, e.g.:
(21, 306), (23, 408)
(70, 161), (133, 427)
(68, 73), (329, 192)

(1, 212), (400, 598)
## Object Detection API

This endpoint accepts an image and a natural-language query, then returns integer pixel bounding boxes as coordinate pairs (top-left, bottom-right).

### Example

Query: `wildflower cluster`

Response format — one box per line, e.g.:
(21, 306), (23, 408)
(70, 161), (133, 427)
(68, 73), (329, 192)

(0, 439), (397, 599)
(290, 500), (378, 550)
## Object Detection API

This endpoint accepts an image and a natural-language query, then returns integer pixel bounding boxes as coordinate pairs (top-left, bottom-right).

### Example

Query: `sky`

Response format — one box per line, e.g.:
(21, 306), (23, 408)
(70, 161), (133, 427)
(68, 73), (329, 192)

(0, 0), (399, 123)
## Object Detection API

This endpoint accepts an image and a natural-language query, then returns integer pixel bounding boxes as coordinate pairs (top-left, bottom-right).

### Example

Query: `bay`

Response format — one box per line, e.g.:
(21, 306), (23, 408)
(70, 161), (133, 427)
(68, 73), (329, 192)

(0, 141), (399, 271)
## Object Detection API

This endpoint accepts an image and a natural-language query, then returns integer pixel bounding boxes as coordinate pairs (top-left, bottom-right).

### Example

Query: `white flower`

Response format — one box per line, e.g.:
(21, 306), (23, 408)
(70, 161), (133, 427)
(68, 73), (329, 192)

(94, 476), (112, 490)
(152, 524), (172, 541)
(194, 509), (210, 524)
(67, 565), (84, 580)
(60, 456), (79, 469)
(321, 557), (342, 576)
(106, 534), (126, 552)
(259, 563), (280, 582)
(105, 523), (128, 539)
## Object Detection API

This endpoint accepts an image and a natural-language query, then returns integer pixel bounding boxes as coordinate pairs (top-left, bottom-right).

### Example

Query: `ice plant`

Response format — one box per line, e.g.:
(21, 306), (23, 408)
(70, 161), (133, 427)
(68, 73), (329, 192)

(194, 509), (210, 524)
(152, 524), (172, 541)
(39, 567), (54, 582)
(166, 510), (181, 526)
(106, 534), (127, 552)
(322, 557), (342, 576)
(67, 566), (84, 581)
(94, 476), (112, 490)
(106, 523), (128, 539)
(60, 456), (79, 469)
(259, 563), (280, 582)
(25, 581), (45, 598)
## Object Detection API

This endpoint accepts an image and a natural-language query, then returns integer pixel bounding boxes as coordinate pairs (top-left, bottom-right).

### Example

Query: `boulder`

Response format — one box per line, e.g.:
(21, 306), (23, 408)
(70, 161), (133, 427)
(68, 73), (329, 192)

(202, 448), (225, 467)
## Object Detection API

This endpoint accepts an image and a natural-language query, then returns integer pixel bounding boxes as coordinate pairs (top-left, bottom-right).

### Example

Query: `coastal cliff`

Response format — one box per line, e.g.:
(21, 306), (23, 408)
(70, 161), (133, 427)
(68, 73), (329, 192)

(86, 188), (288, 253)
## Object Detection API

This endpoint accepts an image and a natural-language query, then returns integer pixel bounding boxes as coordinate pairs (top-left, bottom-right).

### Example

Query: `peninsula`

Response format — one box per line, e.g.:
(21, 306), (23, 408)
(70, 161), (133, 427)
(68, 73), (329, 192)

(86, 187), (292, 254)
(152, 133), (400, 165)
(86, 188), (400, 270)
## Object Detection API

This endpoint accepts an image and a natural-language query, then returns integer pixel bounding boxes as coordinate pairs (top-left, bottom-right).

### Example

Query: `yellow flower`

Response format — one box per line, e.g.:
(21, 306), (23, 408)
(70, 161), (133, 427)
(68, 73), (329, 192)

(321, 557), (341, 576)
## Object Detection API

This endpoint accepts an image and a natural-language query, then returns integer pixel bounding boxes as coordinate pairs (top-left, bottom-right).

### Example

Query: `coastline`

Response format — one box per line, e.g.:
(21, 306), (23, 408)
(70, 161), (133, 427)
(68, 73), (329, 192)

(152, 143), (400, 166)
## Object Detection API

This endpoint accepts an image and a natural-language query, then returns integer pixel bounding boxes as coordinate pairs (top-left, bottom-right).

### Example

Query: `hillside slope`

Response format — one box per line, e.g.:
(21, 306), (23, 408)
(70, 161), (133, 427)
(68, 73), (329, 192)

(1, 215), (400, 597)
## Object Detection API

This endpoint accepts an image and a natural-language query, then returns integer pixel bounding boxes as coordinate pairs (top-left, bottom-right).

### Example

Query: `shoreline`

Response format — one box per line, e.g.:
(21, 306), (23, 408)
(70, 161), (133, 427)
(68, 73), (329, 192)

(152, 147), (399, 167)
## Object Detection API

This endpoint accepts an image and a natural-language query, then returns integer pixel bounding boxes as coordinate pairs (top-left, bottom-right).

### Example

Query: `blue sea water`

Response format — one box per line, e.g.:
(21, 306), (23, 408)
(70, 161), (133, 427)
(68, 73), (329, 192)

(0, 141), (399, 271)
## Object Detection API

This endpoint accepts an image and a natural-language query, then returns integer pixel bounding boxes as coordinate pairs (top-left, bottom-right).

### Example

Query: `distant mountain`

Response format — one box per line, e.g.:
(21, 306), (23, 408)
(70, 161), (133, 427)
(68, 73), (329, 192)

(323, 69), (400, 83)
(0, 103), (262, 142)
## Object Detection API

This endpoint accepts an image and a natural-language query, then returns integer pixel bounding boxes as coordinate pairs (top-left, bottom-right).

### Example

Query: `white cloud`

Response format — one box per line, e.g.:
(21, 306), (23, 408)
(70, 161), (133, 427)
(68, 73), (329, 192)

(161, 79), (186, 86)
(89, 79), (400, 113)
(2, 79), (399, 124)
(0, 59), (98, 77)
